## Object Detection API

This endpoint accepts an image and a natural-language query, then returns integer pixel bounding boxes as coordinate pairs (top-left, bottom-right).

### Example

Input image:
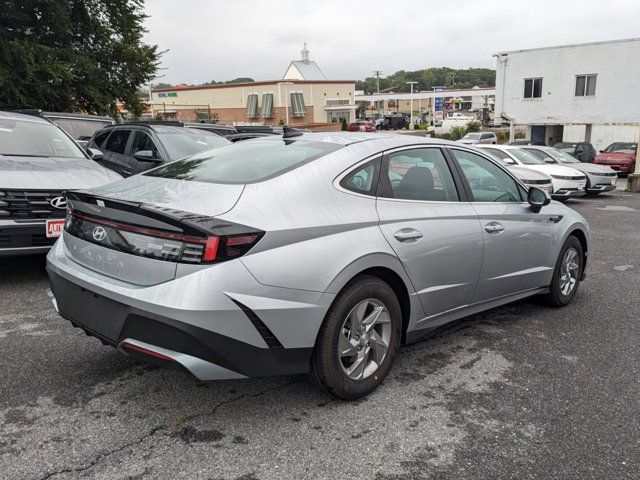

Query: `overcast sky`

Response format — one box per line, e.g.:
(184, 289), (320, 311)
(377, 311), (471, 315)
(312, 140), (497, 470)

(143, 0), (640, 84)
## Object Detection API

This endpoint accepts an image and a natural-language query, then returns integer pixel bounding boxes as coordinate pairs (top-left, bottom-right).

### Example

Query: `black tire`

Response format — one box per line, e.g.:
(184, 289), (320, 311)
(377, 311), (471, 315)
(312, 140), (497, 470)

(545, 235), (583, 307)
(309, 275), (402, 400)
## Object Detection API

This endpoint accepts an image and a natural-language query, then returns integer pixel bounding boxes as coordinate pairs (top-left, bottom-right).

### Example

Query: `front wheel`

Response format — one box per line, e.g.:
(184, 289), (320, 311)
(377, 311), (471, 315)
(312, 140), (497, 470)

(545, 236), (583, 307)
(309, 275), (402, 400)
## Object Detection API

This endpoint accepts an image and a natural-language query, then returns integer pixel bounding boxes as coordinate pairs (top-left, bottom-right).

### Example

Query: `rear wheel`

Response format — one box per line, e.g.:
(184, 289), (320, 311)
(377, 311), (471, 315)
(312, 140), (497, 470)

(310, 275), (402, 400)
(545, 236), (583, 307)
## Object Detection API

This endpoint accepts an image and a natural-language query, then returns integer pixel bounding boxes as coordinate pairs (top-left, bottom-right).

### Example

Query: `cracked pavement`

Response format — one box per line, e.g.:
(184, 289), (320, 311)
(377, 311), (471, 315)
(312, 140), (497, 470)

(1, 185), (639, 479)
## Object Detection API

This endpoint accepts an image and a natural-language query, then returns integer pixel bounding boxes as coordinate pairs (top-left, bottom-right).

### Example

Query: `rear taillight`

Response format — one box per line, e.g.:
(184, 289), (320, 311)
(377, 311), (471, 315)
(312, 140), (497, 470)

(66, 211), (263, 264)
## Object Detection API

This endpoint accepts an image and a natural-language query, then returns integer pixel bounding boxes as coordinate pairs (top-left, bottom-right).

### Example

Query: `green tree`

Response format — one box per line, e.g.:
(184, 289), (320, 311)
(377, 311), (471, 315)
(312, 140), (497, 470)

(356, 67), (496, 94)
(0, 0), (161, 116)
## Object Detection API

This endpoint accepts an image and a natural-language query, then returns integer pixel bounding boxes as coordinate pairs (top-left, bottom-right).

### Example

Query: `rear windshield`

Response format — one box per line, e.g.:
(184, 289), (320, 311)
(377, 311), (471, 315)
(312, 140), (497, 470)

(0, 117), (86, 158)
(603, 142), (637, 154)
(50, 117), (113, 140)
(145, 139), (342, 184)
(156, 129), (231, 160)
(463, 133), (482, 140)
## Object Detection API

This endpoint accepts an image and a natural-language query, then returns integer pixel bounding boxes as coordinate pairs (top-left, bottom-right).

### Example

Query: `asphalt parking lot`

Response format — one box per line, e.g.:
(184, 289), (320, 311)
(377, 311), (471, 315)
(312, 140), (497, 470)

(1, 184), (639, 480)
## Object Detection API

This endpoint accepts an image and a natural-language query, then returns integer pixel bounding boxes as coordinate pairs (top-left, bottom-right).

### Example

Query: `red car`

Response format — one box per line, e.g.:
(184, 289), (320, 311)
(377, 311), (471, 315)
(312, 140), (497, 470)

(347, 120), (376, 132)
(593, 142), (637, 175)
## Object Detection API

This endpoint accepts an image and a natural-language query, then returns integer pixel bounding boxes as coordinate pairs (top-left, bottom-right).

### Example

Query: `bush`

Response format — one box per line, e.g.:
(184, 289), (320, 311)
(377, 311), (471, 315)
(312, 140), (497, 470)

(449, 125), (467, 141)
(466, 121), (481, 132)
(341, 118), (348, 131)
(496, 131), (509, 143)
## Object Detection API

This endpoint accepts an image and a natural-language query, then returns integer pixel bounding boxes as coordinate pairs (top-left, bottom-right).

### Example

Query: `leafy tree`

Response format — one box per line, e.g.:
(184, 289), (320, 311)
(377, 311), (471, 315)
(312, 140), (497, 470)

(356, 67), (496, 94)
(0, 0), (161, 116)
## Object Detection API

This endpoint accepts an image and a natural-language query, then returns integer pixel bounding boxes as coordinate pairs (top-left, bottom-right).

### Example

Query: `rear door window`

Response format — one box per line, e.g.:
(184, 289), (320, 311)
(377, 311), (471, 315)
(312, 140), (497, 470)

(380, 148), (459, 202)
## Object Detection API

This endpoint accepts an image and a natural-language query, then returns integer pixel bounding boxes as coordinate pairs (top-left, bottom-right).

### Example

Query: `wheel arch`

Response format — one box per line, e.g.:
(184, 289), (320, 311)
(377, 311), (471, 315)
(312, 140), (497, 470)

(563, 224), (589, 279)
(325, 253), (417, 343)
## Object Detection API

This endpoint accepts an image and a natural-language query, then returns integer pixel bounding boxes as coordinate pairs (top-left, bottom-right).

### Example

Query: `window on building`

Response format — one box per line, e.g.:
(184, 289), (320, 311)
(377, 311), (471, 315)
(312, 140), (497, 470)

(261, 93), (274, 118)
(245, 93), (259, 118)
(523, 78), (543, 99)
(290, 92), (306, 117)
(575, 75), (597, 97)
(326, 99), (350, 107)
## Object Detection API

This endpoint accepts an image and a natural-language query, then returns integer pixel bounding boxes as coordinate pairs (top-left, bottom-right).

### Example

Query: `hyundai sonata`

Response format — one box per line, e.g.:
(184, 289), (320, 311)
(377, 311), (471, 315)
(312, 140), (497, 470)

(47, 132), (590, 399)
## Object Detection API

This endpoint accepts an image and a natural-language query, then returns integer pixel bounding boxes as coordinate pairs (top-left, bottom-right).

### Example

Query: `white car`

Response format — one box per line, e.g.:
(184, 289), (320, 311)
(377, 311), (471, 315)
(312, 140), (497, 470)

(476, 145), (586, 200)
(458, 132), (498, 145)
(519, 146), (618, 196)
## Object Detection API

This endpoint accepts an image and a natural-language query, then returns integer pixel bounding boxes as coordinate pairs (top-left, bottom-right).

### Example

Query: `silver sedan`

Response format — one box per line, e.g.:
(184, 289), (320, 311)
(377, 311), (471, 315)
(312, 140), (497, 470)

(47, 132), (590, 399)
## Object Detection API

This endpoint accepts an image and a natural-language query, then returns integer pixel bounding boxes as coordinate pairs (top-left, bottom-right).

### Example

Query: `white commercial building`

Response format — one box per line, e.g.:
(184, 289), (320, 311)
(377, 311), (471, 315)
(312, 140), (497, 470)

(494, 38), (640, 150)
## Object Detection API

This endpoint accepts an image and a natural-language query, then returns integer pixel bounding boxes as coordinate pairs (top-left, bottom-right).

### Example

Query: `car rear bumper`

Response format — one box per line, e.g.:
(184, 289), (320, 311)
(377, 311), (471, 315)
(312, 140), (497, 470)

(45, 239), (332, 380)
(0, 220), (57, 256)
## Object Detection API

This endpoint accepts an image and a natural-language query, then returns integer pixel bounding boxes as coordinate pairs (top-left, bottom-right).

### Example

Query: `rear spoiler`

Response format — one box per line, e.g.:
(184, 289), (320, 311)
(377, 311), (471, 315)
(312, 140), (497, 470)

(65, 191), (259, 237)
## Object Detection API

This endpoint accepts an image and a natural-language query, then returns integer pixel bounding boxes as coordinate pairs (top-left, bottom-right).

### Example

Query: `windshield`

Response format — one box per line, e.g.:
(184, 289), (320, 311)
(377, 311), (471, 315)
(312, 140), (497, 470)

(508, 148), (545, 165)
(50, 117), (113, 140)
(463, 133), (482, 140)
(603, 142), (637, 154)
(550, 148), (580, 163)
(0, 118), (85, 158)
(156, 130), (231, 160)
(146, 139), (342, 184)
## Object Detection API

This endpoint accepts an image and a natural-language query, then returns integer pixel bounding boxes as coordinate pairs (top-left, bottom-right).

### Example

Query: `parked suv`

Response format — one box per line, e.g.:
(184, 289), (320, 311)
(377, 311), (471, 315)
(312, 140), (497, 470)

(15, 110), (115, 147)
(0, 111), (121, 256)
(593, 142), (637, 176)
(459, 132), (497, 144)
(87, 123), (231, 177)
(553, 142), (596, 163)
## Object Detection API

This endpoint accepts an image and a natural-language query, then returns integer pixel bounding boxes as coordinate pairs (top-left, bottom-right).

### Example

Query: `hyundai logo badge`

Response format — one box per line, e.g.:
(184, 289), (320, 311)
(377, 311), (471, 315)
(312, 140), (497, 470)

(92, 226), (107, 242)
(50, 196), (67, 209)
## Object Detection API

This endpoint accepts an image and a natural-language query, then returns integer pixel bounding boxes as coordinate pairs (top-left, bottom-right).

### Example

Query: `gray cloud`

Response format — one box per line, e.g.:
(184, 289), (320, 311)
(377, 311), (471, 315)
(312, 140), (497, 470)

(143, 0), (640, 84)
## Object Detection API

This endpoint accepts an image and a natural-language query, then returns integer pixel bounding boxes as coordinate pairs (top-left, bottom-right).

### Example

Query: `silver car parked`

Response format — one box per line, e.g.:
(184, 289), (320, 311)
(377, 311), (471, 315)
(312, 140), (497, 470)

(47, 132), (590, 399)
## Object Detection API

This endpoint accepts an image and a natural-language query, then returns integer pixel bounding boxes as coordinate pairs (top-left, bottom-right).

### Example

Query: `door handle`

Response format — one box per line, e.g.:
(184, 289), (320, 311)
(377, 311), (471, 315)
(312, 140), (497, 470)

(393, 228), (423, 242)
(484, 222), (505, 234)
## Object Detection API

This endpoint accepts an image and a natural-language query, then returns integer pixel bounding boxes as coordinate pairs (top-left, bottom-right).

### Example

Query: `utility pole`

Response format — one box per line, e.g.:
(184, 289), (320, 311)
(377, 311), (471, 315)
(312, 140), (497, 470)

(373, 70), (383, 94)
(406, 81), (418, 130)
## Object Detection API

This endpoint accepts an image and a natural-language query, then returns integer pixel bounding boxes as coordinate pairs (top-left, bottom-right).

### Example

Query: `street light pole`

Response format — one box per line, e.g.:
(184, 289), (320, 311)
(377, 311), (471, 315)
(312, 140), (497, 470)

(406, 81), (418, 130)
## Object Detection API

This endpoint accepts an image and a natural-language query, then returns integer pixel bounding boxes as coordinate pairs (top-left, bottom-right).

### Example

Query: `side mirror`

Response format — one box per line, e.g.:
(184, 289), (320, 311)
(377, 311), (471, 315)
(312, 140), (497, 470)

(528, 187), (551, 213)
(134, 150), (160, 162)
(504, 158), (516, 165)
(544, 157), (555, 163)
(86, 148), (103, 161)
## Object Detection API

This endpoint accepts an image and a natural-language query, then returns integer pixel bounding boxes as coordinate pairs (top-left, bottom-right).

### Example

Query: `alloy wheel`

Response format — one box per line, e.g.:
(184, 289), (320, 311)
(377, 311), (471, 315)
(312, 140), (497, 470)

(338, 298), (392, 380)
(559, 247), (579, 296)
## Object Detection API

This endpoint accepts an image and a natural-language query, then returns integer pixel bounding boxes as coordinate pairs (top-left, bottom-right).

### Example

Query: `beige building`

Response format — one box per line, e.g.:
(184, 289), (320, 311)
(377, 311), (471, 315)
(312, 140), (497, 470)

(148, 46), (355, 128)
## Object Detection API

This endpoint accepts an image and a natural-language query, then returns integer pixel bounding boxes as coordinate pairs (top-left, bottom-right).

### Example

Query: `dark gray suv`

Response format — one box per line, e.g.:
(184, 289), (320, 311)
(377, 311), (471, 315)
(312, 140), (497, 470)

(88, 124), (231, 177)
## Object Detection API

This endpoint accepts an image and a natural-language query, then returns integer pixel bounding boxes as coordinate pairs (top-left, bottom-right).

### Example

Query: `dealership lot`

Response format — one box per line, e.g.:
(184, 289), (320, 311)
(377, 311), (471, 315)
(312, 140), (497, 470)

(0, 186), (638, 480)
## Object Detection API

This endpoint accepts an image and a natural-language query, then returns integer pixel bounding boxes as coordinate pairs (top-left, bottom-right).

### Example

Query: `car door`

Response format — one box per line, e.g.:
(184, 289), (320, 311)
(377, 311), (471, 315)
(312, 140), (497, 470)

(449, 148), (554, 302)
(376, 146), (484, 322)
(128, 130), (162, 175)
(101, 128), (133, 176)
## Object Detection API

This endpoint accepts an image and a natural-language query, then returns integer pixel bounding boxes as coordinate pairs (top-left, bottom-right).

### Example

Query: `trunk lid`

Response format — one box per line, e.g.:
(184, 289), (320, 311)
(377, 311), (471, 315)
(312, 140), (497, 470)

(63, 177), (246, 285)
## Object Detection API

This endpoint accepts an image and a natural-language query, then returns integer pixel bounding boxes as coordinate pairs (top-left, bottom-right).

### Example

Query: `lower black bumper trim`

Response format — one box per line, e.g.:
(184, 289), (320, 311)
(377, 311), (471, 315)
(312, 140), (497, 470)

(47, 268), (312, 378)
